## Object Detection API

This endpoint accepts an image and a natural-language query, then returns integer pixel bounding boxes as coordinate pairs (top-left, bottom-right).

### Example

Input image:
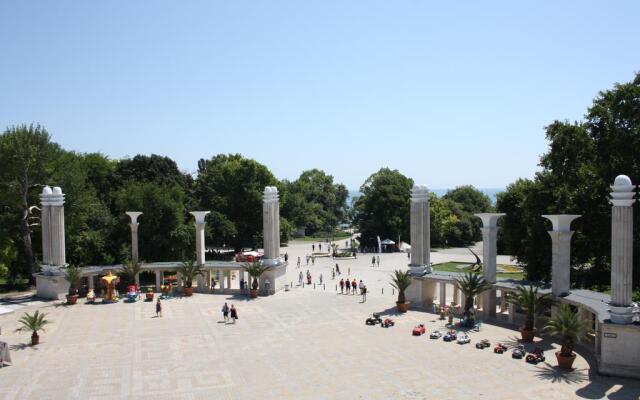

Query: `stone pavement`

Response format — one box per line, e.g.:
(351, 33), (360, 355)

(1, 241), (639, 399)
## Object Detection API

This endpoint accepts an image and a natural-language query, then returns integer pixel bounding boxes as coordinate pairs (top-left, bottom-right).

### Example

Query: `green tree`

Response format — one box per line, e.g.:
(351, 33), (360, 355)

(0, 124), (60, 277)
(354, 168), (413, 247)
(114, 154), (192, 190)
(195, 154), (277, 250)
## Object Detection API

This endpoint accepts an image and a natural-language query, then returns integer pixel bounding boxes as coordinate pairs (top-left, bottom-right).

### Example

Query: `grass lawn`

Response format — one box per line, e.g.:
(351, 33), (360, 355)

(432, 261), (524, 281)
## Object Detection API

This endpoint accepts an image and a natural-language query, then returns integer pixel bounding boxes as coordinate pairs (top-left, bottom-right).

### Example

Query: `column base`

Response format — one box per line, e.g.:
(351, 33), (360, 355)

(409, 264), (432, 276)
(609, 304), (636, 324)
(262, 257), (284, 267)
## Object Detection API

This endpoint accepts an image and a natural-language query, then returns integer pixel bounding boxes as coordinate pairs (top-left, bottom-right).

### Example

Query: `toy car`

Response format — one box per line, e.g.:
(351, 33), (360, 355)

(525, 347), (546, 364)
(457, 332), (471, 344)
(475, 339), (490, 349)
(429, 330), (442, 339)
(382, 318), (394, 328)
(494, 343), (508, 354)
(512, 344), (526, 359)
(412, 324), (426, 336)
(443, 331), (457, 342)
(366, 313), (382, 326)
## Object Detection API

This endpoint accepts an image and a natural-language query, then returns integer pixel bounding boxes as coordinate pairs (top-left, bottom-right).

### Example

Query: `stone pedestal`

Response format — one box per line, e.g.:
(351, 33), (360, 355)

(35, 274), (69, 300)
(542, 215), (580, 298)
(126, 212), (142, 262)
(609, 175), (636, 324)
(475, 213), (504, 320)
(599, 323), (640, 378)
(409, 185), (431, 276)
(190, 211), (210, 293)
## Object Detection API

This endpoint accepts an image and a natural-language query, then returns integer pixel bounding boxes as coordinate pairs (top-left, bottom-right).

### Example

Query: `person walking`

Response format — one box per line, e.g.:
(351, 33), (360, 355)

(297, 256), (301, 268)
(345, 279), (351, 294)
(319, 273), (323, 285)
(299, 271), (303, 284)
(230, 304), (238, 324)
(284, 253), (289, 262)
(339, 278), (345, 293)
(312, 255), (315, 265)
(376, 255), (380, 268)
(335, 264), (340, 275)
(156, 298), (162, 317)
(348, 267), (350, 276)
(362, 285), (367, 302)
(371, 256), (376, 267)
(351, 279), (357, 295)
(222, 302), (229, 323)
(358, 280), (364, 294)
(312, 244), (315, 252)
(319, 243), (322, 252)
(332, 269), (335, 279)
(306, 255), (309, 266)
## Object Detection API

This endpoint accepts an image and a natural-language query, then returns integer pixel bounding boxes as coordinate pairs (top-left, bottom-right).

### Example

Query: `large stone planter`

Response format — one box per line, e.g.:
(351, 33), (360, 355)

(520, 328), (536, 343)
(249, 289), (259, 298)
(66, 294), (79, 305)
(183, 287), (194, 297)
(31, 332), (40, 346)
(397, 301), (410, 313)
(555, 351), (576, 370)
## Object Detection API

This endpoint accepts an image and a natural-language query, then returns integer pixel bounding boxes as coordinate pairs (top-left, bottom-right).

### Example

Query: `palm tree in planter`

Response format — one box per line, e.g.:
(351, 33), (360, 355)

(15, 310), (51, 346)
(390, 270), (412, 313)
(63, 264), (83, 305)
(453, 272), (492, 328)
(120, 260), (142, 288)
(543, 303), (588, 370)
(244, 261), (269, 298)
(506, 284), (553, 342)
(178, 260), (204, 296)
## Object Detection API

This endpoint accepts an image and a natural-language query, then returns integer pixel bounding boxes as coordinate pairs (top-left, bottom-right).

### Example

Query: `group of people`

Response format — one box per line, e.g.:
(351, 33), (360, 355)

(221, 302), (238, 323)
(339, 278), (367, 302)
(371, 255), (381, 268)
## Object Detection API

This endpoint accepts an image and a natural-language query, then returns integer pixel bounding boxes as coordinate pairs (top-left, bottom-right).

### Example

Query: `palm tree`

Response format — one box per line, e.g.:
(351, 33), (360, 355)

(390, 270), (412, 312)
(506, 284), (553, 341)
(120, 260), (142, 286)
(544, 304), (587, 368)
(244, 261), (269, 297)
(63, 264), (82, 300)
(453, 272), (492, 327)
(178, 260), (204, 296)
(15, 310), (51, 345)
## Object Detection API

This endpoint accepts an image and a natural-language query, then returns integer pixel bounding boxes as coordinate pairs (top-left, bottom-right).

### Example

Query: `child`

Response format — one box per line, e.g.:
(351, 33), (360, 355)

(156, 298), (162, 317)
(222, 302), (229, 322)
(230, 304), (238, 324)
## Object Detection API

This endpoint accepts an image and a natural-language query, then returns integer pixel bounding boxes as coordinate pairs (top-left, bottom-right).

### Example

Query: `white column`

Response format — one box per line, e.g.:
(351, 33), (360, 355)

(409, 185), (431, 276)
(439, 282), (447, 307)
(126, 212), (142, 262)
(40, 186), (66, 267)
(155, 270), (162, 292)
(453, 286), (460, 305)
(475, 213), (504, 319)
(609, 175), (636, 324)
(190, 211), (210, 293)
(508, 302), (516, 324)
(542, 215), (580, 297)
(88, 275), (95, 290)
(262, 187), (281, 266)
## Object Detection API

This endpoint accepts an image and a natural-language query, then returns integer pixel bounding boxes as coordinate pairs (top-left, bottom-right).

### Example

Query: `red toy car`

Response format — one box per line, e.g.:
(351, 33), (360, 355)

(525, 347), (546, 364)
(382, 318), (395, 328)
(412, 324), (426, 336)
(494, 343), (508, 354)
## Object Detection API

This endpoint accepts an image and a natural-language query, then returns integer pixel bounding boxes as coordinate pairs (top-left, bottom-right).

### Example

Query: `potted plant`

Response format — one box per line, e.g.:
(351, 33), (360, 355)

(15, 310), (50, 346)
(453, 272), (492, 328)
(63, 264), (82, 305)
(543, 304), (588, 370)
(506, 284), (553, 342)
(244, 261), (269, 298)
(390, 270), (412, 313)
(120, 260), (142, 287)
(178, 260), (204, 296)
(145, 288), (154, 301)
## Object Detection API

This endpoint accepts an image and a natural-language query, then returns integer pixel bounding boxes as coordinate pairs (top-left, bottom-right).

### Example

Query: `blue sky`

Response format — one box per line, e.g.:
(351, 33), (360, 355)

(1, 1), (639, 189)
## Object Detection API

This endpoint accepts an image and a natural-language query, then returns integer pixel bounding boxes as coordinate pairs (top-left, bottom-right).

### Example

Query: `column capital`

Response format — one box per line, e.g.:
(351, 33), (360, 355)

(126, 211), (143, 224)
(475, 213), (505, 229)
(263, 186), (279, 203)
(610, 175), (636, 207)
(40, 185), (65, 206)
(411, 185), (429, 203)
(190, 211), (210, 224)
(542, 214), (580, 232)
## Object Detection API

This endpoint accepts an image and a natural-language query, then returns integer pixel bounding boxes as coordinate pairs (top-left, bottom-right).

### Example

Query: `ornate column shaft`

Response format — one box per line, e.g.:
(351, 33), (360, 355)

(190, 211), (210, 292)
(40, 186), (66, 266)
(475, 213), (504, 319)
(609, 175), (636, 324)
(126, 212), (142, 262)
(409, 185), (430, 275)
(542, 215), (580, 298)
(262, 187), (281, 266)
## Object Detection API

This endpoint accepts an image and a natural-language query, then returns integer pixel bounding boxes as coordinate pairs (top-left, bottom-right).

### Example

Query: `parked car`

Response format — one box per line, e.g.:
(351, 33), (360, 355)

(429, 330), (442, 339)
(494, 343), (508, 354)
(443, 331), (457, 342)
(512, 344), (526, 359)
(475, 339), (491, 349)
(382, 318), (394, 328)
(366, 313), (382, 326)
(457, 332), (471, 344)
(412, 324), (426, 336)
(525, 347), (546, 364)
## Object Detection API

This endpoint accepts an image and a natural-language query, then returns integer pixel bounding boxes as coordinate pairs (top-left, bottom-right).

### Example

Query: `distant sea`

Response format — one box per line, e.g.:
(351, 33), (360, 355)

(348, 188), (504, 205)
